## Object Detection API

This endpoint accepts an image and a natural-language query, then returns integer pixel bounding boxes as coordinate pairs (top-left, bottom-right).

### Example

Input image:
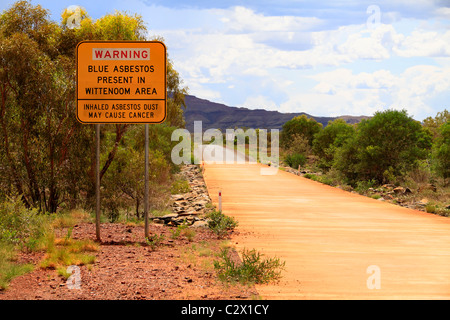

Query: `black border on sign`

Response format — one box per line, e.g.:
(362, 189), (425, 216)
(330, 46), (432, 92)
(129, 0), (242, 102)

(75, 40), (167, 124)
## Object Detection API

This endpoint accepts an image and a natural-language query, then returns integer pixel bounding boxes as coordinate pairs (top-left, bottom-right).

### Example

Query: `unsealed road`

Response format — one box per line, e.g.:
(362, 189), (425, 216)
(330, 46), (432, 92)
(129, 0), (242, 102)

(202, 162), (450, 300)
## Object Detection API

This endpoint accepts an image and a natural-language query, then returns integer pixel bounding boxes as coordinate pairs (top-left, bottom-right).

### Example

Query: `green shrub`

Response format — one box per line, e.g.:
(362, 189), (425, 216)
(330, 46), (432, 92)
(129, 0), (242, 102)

(355, 179), (377, 193)
(281, 115), (322, 149)
(170, 223), (188, 239)
(284, 153), (307, 169)
(214, 247), (285, 285)
(0, 196), (49, 246)
(333, 110), (432, 184)
(206, 211), (238, 238)
(302, 173), (335, 186)
(303, 173), (315, 180)
(318, 175), (333, 186)
(425, 204), (436, 214)
(145, 233), (165, 250)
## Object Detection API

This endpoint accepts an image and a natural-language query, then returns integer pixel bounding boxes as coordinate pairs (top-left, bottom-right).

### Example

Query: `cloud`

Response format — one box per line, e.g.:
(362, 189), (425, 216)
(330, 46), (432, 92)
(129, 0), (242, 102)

(219, 6), (323, 33)
(240, 95), (279, 111)
(394, 29), (450, 57)
(277, 65), (450, 119)
(140, 2), (450, 120)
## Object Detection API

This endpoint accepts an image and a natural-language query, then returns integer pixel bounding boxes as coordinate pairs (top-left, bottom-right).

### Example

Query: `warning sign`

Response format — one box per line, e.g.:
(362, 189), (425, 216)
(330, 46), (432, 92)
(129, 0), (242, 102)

(76, 41), (166, 123)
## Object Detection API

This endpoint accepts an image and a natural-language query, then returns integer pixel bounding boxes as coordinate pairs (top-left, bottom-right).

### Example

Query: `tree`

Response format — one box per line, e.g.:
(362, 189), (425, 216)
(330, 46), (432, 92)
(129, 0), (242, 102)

(312, 119), (355, 171)
(0, 1), (188, 213)
(280, 115), (322, 149)
(334, 110), (432, 184)
(423, 109), (449, 139)
(101, 125), (175, 219)
(432, 121), (450, 182)
(0, 1), (82, 212)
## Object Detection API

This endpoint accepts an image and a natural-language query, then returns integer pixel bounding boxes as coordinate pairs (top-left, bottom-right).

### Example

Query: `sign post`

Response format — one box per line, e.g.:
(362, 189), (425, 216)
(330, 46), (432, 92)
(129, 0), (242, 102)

(76, 41), (167, 241)
(144, 124), (149, 238)
(95, 124), (101, 242)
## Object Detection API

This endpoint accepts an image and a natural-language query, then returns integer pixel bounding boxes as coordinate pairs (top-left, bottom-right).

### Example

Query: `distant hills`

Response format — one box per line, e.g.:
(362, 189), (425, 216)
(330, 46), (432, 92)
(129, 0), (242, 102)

(182, 95), (369, 132)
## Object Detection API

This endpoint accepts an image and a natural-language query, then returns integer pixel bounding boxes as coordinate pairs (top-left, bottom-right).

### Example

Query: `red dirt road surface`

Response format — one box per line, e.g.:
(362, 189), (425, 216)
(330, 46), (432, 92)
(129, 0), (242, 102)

(203, 163), (450, 300)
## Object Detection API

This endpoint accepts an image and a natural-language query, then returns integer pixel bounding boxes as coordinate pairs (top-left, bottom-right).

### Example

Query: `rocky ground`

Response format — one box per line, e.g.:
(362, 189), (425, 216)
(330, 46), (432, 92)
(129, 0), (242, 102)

(0, 165), (259, 300)
(153, 165), (213, 227)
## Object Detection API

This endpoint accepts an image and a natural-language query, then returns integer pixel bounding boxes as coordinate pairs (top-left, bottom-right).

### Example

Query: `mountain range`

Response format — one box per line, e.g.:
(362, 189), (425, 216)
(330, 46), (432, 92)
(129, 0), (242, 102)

(182, 95), (369, 132)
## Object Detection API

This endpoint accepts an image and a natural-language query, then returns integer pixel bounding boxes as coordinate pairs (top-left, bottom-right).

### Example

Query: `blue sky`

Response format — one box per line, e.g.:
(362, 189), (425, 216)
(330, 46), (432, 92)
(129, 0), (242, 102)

(1, 0), (450, 120)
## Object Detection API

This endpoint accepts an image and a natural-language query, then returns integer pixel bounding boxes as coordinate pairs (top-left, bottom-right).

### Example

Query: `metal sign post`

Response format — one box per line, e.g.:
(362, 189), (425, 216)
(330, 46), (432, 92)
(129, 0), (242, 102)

(96, 124), (101, 241)
(144, 124), (149, 239)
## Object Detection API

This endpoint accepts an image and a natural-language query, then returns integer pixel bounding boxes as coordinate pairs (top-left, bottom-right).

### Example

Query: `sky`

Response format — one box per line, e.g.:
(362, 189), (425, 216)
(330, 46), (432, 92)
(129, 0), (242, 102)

(1, 0), (450, 120)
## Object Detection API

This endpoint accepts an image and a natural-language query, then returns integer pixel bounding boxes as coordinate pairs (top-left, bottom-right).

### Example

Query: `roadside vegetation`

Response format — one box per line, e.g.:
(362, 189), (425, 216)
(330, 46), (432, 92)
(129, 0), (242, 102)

(0, 197), (97, 289)
(206, 210), (239, 238)
(214, 247), (285, 285)
(0, 1), (188, 291)
(279, 110), (450, 217)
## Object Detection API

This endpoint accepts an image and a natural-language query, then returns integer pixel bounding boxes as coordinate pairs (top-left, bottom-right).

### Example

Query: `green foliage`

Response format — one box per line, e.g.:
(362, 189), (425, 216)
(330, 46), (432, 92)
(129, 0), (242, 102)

(284, 153), (307, 169)
(303, 173), (334, 186)
(332, 135), (360, 184)
(312, 119), (355, 171)
(333, 110), (432, 185)
(0, 1), (83, 212)
(206, 211), (238, 238)
(432, 121), (450, 181)
(145, 233), (165, 250)
(354, 179), (377, 193)
(170, 223), (188, 239)
(170, 223), (195, 241)
(171, 179), (191, 194)
(281, 115), (322, 149)
(0, 196), (49, 246)
(423, 110), (449, 139)
(0, 1), (187, 214)
(101, 125), (177, 220)
(39, 237), (98, 270)
(214, 247), (285, 285)
(425, 204), (436, 214)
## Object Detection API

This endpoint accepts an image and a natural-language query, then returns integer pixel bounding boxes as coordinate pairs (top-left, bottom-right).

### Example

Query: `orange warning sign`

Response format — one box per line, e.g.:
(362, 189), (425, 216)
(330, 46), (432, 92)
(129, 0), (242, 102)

(76, 41), (166, 123)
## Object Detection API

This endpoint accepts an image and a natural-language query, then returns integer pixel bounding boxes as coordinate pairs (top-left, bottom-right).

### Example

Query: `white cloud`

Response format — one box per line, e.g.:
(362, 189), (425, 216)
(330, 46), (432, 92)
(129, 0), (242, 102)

(435, 7), (450, 19)
(394, 29), (450, 57)
(277, 65), (450, 119)
(144, 3), (450, 120)
(218, 6), (323, 33)
(240, 95), (279, 111)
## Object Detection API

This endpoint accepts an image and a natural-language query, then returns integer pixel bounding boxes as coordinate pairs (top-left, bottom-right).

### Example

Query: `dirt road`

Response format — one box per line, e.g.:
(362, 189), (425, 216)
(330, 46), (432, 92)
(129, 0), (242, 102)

(202, 162), (450, 300)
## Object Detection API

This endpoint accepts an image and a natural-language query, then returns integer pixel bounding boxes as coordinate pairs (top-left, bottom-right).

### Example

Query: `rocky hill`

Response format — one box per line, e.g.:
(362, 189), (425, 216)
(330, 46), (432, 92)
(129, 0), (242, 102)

(182, 95), (369, 131)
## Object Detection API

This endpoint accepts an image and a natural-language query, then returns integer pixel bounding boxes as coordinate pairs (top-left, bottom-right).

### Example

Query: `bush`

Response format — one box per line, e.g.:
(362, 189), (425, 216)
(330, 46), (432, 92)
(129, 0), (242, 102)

(284, 153), (307, 169)
(281, 115), (322, 148)
(432, 122), (450, 181)
(0, 196), (49, 246)
(312, 119), (355, 171)
(355, 179), (377, 193)
(145, 233), (165, 250)
(303, 173), (334, 186)
(206, 211), (238, 238)
(334, 110), (432, 185)
(214, 247), (285, 284)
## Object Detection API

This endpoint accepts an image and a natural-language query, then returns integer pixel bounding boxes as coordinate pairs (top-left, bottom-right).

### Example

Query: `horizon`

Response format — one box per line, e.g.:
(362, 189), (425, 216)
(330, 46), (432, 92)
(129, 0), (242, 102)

(1, 0), (449, 121)
(185, 94), (393, 120)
